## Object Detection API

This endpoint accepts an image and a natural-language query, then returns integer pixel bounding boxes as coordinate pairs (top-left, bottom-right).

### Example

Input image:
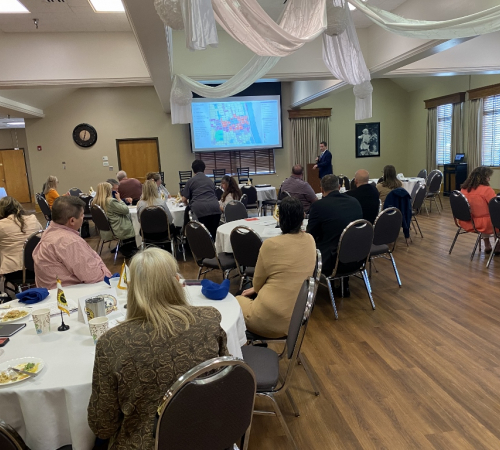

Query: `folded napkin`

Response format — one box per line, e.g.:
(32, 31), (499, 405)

(201, 279), (230, 301)
(16, 288), (49, 304)
(104, 273), (121, 285)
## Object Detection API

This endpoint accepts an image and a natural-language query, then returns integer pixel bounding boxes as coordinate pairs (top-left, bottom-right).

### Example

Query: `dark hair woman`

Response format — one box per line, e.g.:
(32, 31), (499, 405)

(376, 165), (402, 203)
(236, 196), (316, 338)
(219, 175), (242, 213)
(460, 166), (496, 253)
(0, 196), (42, 289)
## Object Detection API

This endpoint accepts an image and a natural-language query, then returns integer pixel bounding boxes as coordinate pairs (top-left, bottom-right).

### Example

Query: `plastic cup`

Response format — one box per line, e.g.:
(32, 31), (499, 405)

(32, 308), (51, 335)
(109, 278), (119, 290)
(89, 317), (109, 345)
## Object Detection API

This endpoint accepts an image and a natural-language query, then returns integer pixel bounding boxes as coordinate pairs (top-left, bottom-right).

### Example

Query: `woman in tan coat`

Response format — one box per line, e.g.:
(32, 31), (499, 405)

(237, 197), (316, 338)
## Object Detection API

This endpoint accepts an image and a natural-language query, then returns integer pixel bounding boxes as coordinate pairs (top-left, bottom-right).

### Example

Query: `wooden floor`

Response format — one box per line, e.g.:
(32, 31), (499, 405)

(35, 198), (500, 449)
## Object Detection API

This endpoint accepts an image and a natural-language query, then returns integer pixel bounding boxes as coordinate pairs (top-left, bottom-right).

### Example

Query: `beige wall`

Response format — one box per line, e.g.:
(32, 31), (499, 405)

(305, 78), (411, 180)
(24, 85), (292, 196)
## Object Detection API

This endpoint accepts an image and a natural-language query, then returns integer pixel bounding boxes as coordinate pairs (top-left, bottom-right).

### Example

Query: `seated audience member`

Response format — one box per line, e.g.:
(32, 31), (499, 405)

(88, 247), (228, 449)
(280, 164), (318, 213)
(460, 166), (497, 253)
(307, 174), (362, 296)
(107, 179), (132, 205)
(181, 160), (221, 238)
(43, 175), (60, 208)
(116, 170), (142, 205)
(0, 197), (42, 288)
(93, 182), (137, 258)
(237, 197), (316, 338)
(34, 196), (111, 289)
(376, 165), (402, 203)
(219, 175), (242, 213)
(146, 172), (170, 198)
(346, 169), (380, 224)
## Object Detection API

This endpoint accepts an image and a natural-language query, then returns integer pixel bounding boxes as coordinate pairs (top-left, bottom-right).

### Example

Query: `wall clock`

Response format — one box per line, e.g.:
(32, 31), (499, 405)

(73, 123), (97, 148)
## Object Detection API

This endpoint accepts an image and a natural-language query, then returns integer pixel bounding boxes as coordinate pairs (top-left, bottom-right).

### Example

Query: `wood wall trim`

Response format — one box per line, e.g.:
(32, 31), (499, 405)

(468, 83), (500, 100)
(288, 108), (332, 119)
(424, 92), (465, 109)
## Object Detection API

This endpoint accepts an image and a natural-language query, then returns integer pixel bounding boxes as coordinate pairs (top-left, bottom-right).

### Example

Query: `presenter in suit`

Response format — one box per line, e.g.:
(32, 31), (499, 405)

(313, 141), (333, 179)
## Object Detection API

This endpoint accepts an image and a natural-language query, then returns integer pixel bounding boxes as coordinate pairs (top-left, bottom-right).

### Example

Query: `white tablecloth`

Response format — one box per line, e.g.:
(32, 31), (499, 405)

(0, 282), (246, 450)
(369, 177), (425, 195)
(239, 185), (277, 204)
(129, 201), (186, 246)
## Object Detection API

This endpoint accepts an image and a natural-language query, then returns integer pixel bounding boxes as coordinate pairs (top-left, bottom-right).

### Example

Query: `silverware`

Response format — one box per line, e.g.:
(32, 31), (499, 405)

(8, 367), (38, 378)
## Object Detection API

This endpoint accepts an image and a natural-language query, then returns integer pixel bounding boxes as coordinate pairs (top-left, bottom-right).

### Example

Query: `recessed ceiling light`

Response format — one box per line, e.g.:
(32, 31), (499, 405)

(7, 122), (25, 126)
(0, 0), (29, 13)
(88, 0), (124, 12)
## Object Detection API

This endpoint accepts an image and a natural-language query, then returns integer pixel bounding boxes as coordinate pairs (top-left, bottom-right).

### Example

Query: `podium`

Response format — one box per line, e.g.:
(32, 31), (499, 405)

(306, 164), (321, 193)
(443, 163), (468, 196)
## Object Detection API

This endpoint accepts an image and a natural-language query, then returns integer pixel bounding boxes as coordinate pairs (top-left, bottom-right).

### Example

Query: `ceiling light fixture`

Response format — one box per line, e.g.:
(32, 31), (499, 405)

(0, 0), (29, 13)
(348, 3), (356, 11)
(6, 122), (25, 126)
(88, 0), (125, 12)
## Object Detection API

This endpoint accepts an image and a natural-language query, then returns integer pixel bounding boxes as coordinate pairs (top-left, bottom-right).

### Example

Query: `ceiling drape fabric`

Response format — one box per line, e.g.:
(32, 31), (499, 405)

(347, 0), (500, 39)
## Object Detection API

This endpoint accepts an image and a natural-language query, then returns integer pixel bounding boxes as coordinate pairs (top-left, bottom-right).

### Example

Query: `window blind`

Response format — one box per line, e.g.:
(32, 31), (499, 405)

(482, 94), (500, 167)
(195, 149), (276, 175)
(436, 103), (452, 165)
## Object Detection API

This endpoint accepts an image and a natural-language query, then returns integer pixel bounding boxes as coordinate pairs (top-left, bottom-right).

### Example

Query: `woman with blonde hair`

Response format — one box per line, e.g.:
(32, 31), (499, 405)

(93, 182), (137, 258)
(146, 172), (170, 198)
(376, 165), (402, 203)
(43, 175), (60, 208)
(0, 196), (42, 292)
(88, 248), (228, 449)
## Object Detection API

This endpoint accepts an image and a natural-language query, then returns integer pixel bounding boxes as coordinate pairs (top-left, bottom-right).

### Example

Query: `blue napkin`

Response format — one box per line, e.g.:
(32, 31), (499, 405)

(201, 279), (230, 300)
(16, 288), (49, 305)
(104, 273), (120, 285)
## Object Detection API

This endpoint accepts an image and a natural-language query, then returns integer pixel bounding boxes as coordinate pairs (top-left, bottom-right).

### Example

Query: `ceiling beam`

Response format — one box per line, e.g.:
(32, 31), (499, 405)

(0, 96), (44, 118)
(122, 0), (172, 113)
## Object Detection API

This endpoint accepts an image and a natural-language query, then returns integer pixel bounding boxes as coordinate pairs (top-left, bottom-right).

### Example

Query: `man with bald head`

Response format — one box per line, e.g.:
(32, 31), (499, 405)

(346, 169), (380, 224)
(280, 164), (318, 213)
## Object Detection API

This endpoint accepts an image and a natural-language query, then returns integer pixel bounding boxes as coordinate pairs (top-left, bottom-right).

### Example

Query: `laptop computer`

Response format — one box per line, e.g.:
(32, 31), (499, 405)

(454, 153), (466, 162)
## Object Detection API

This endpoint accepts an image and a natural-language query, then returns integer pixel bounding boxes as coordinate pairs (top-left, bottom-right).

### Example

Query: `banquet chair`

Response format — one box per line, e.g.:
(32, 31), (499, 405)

(241, 185), (259, 214)
(36, 193), (51, 228)
(212, 168), (227, 186)
(417, 169), (427, 179)
(261, 188), (289, 216)
(237, 167), (253, 185)
(230, 226), (262, 289)
(424, 170), (443, 214)
(139, 206), (176, 257)
(369, 208), (403, 287)
(178, 170), (192, 192)
(350, 177), (357, 191)
(155, 356), (256, 450)
(91, 204), (122, 264)
(411, 184), (426, 238)
(224, 200), (248, 222)
(410, 181), (421, 203)
(449, 190), (486, 260)
(338, 174), (350, 190)
(240, 193), (248, 206)
(321, 219), (375, 319)
(215, 186), (224, 201)
(0, 419), (30, 450)
(486, 197), (500, 268)
(68, 187), (82, 197)
(242, 277), (317, 450)
(184, 220), (236, 280)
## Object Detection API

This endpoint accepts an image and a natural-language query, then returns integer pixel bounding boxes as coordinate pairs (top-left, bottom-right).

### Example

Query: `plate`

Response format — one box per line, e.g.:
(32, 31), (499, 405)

(0, 307), (31, 323)
(0, 357), (45, 386)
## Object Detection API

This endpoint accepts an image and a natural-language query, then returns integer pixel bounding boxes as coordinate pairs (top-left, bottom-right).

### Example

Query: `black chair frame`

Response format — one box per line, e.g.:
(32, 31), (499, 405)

(36, 193), (51, 228)
(91, 204), (122, 264)
(487, 196), (500, 268)
(0, 419), (30, 450)
(425, 170), (443, 215)
(178, 170), (192, 192)
(212, 168), (227, 186)
(224, 200), (248, 223)
(139, 206), (176, 257)
(230, 226), (262, 289)
(411, 184), (426, 238)
(237, 167), (253, 185)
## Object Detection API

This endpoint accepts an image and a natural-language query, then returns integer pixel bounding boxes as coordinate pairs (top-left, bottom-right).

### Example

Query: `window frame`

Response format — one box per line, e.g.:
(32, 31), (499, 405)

(436, 103), (453, 166)
(481, 94), (500, 167)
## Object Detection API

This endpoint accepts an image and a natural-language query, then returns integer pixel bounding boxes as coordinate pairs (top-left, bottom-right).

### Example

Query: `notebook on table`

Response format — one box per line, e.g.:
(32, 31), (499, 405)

(0, 323), (26, 337)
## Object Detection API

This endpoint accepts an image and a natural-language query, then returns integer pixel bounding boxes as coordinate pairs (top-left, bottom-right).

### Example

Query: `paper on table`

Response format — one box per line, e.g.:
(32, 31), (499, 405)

(29, 299), (78, 320)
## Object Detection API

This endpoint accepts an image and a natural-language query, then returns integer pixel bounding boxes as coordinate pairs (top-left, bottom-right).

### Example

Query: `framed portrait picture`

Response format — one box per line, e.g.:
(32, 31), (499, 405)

(355, 122), (380, 158)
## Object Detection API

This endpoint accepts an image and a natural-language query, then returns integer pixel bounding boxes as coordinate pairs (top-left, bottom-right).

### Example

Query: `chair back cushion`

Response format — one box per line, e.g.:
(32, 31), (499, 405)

(140, 207), (169, 234)
(91, 205), (112, 232)
(450, 190), (472, 222)
(427, 171), (443, 193)
(489, 196), (500, 233)
(338, 219), (374, 264)
(417, 169), (427, 179)
(24, 231), (42, 273)
(156, 358), (256, 450)
(215, 187), (223, 200)
(373, 208), (402, 246)
(36, 194), (51, 219)
(185, 221), (216, 262)
(241, 186), (258, 205)
(230, 226), (262, 268)
(412, 185), (426, 211)
(410, 181), (421, 202)
(224, 201), (248, 222)
(69, 188), (82, 197)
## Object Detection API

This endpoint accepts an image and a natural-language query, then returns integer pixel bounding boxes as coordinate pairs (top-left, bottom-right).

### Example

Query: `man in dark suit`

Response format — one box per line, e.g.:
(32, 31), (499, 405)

(313, 141), (333, 179)
(307, 174), (362, 297)
(346, 169), (380, 224)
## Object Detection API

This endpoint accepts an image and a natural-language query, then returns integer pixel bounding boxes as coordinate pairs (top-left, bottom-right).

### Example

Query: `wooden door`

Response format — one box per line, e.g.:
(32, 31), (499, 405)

(116, 138), (160, 183)
(0, 149), (30, 203)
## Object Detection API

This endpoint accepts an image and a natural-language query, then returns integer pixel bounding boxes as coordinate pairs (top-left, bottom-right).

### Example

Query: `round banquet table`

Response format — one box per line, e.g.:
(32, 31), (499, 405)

(0, 282), (246, 450)
(369, 177), (425, 195)
(238, 184), (277, 204)
(128, 200), (186, 247)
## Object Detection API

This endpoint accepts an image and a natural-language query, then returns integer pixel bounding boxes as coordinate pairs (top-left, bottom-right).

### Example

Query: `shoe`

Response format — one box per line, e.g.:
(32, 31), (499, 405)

(485, 247), (493, 254)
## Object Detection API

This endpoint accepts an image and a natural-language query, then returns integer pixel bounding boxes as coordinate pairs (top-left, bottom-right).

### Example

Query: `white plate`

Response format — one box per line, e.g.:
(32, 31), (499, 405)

(0, 357), (45, 386)
(0, 307), (31, 323)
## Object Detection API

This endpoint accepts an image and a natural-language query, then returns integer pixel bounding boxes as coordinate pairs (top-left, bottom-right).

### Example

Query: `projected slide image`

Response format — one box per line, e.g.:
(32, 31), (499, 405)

(191, 98), (281, 151)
